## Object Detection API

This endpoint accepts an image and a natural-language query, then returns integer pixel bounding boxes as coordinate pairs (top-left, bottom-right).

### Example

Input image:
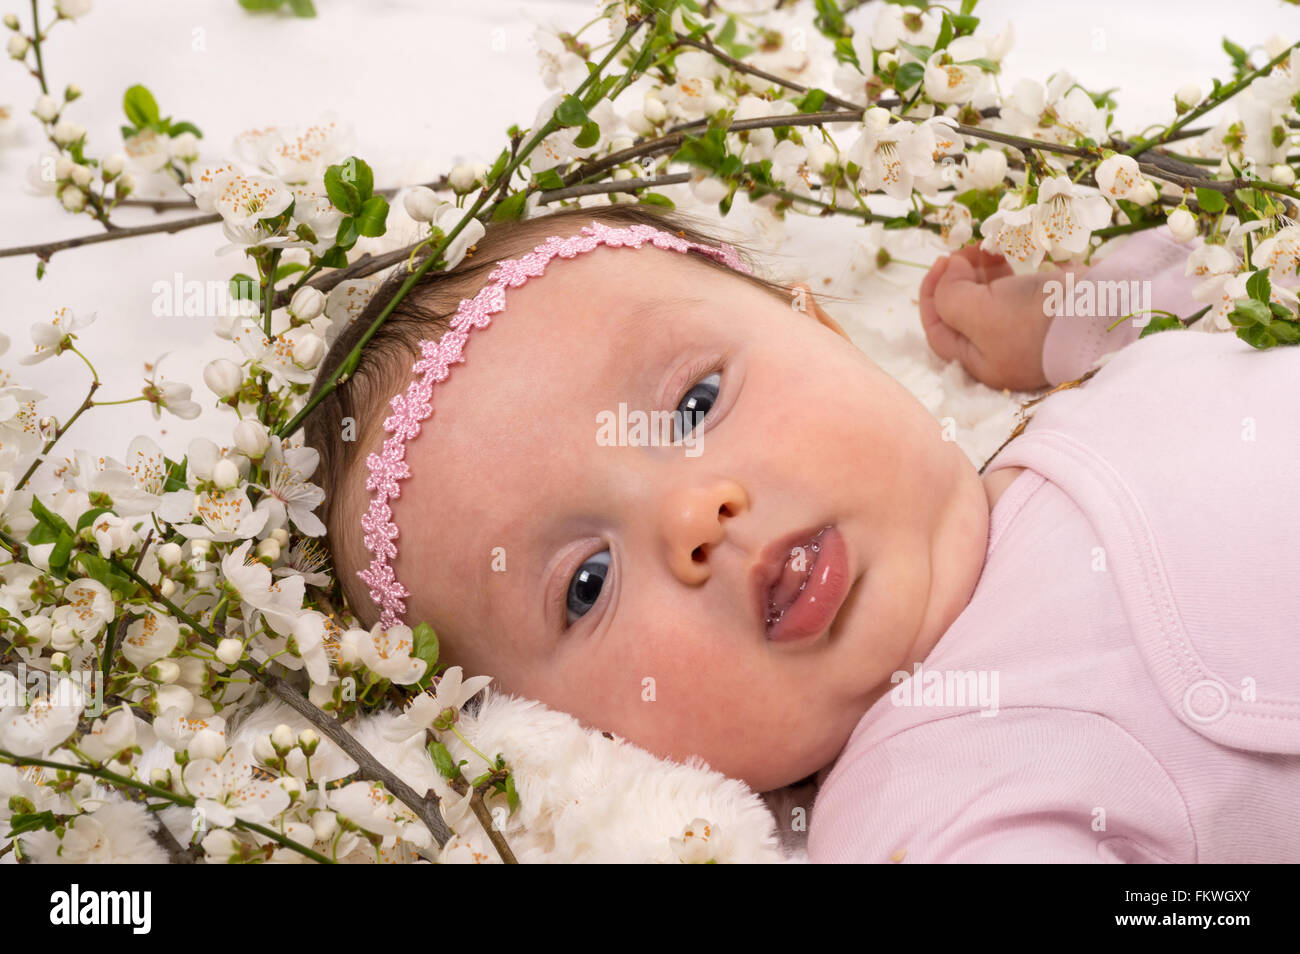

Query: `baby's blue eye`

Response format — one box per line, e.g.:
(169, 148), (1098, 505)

(674, 372), (721, 441)
(566, 549), (611, 625)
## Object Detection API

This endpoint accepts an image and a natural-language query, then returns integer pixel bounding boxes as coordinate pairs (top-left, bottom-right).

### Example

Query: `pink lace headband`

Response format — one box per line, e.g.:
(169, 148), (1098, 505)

(358, 219), (753, 631)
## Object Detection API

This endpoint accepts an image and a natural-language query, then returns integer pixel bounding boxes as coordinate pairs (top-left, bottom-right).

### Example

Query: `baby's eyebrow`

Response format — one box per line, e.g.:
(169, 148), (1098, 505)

(617, 294), (708, 337)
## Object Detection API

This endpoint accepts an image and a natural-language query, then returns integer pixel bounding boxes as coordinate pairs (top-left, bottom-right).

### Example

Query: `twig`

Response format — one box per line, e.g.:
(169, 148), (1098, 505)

(0, 213), (221, 262)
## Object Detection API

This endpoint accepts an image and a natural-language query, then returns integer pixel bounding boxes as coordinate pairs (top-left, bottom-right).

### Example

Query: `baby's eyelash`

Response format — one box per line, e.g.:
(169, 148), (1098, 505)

(672, 356), (724, 406)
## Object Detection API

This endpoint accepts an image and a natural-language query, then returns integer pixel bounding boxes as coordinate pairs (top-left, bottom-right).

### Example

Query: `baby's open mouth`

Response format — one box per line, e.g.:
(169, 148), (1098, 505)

(759, 526), (851, 643)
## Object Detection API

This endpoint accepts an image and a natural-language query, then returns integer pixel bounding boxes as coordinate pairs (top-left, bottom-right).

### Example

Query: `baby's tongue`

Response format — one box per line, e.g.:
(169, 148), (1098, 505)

(769, 547), (814, 616)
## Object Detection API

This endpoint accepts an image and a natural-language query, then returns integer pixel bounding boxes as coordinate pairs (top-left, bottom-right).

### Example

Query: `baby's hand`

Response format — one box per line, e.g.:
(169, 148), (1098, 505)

(919, 245), (1073, 392)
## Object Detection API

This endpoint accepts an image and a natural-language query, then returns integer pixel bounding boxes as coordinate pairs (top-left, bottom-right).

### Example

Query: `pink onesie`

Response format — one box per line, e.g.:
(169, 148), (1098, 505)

(807, 228), (1300, 863)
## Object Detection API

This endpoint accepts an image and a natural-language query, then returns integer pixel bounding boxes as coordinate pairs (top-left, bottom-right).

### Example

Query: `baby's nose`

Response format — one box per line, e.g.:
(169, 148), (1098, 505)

(659, 479), (749, 585)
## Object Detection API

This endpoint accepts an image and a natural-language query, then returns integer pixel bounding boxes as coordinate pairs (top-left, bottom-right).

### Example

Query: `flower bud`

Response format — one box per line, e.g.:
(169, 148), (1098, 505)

(232, 419), (269, 458)
(256, 538), (280, 563)
(279, 775), (303, 799)
(203, 358), (243, 399)
(150, 767), (171, 786)
(190, 539), (212, 561)
(189, 727), (226, 761)
(200, 829), (240, 862)
(271, 723), (295, 752)
(1166, 206), (1197, 244)
(102, 153), (125, 178)
(55, 156), (74, 179)
(69, 164), (91, 187)
(642, 91), (667, 123)
(403, 185), (440, 222)
(298, 728), (319, 755)
(64, 83), (81, 101)
(878, 51), (899, 71)
(310, 810), (338, 842)
(211, 457), (240, 490)
(115, 173), (135, 197)
(1174, 83), (1201, 113)
(49, 651), (69, 671)
(159, 578), (177, 598)
(215, 638), (244, 666)
(292, 331), (325, 370)
(1271, 164), (1296, 186)
(448, 162), (480, 192)
(146, 659), (180, 683)
(1128, 178), (1159, 207)
(7, 33), (28, 58)
(288, 285), (325, 322)
(156, 542), (183, 568)
(253, 732), (277, 764)
(59, 184), (86, 212)
(54, 0), (93, 20)
(270, 528), (290, 548)
(169, 131), (199, 161)
(51, 119), (84, 145)
(33, 94), (58, 122)
(4, 13), (20, 29)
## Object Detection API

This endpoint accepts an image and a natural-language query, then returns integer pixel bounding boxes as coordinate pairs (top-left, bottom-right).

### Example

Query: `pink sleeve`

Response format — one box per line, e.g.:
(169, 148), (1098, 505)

(1040, 225), (1204, 387)
(808, 709), (1196, 863)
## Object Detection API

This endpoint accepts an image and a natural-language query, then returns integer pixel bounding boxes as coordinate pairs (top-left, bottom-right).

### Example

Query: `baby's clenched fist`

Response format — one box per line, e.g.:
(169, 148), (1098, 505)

(918, 245), (1081, 392)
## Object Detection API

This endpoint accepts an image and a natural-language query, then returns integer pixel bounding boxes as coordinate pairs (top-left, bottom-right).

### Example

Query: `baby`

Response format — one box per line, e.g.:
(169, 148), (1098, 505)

(305, 203), (1300, 863)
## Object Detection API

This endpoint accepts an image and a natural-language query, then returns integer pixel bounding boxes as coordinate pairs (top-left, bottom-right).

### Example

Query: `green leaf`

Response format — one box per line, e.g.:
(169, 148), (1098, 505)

(1270, 318), (1300, 343)
(1194, 187), (1227, 213)
(950, 13), (979, 34)
(6, 811), (59, 836)
(1222, 38), (1248, 68)
(72, 550), (136, 595)
(316, 247), (348, 269)
(505, 773), (519, 814)
(330, 157), (373, 201)
(490, 191), (528, 223)
(795, 88), (828, 113)
(123, 84), (160, 128)
(960, 0), (978, 13)
(638, 192), (675, 209)
(30, 495), (75, 540)
(428, 740), (458, 779)
(238, 0), (286, 10)
(935, 12), (954, 51)
(288, 0), (316, 15)
(715, 16), (738, 48)
(897, 41), (933, 63)
(166, 120), (203, 138)
(1228, 297), (1271, 327)
(958, 57), (1000, 72)
(334, 216), (359, 250)
(411, 622), (440, 676)
(1138, 315), (1185, 338)
(273, 262), (307, 283)
(324, 166), (360, 215)
(162, 456), (188, 493)
(355, 195), (390, 237)
(49, 531), (74, 579)
(555, 94), (590, 127)
(532, 168), (565, 190)
(1245, 267), (1271, 303)
(573, 121), (600, 149)
(894, 61), (925, 92)
(1235, 323), (1276, 349)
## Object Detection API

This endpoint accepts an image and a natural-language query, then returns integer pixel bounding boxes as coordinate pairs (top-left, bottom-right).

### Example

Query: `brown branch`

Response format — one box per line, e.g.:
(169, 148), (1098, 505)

(247, 664), (454, 849)
(0, 213), (221, 261)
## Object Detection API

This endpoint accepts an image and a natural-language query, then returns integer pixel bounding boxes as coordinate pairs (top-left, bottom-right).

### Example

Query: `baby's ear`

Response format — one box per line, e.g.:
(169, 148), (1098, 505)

(789, 281), (851, 342)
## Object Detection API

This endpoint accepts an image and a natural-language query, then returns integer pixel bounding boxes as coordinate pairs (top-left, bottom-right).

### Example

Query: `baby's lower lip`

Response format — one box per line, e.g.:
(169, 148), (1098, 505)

(765, 527), (851, 643)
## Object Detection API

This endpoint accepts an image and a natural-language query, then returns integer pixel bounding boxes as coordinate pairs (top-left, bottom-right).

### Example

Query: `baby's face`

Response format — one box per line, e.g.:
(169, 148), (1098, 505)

(390, 242), (991, 791)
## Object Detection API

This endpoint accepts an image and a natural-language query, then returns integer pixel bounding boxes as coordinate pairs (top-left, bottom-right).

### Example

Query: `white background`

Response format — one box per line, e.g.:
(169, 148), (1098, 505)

(1, 0), (1297, 483)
